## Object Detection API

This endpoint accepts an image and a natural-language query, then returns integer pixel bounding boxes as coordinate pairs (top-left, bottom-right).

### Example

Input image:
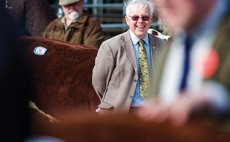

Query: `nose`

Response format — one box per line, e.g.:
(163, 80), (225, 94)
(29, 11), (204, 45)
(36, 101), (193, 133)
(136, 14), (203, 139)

(69, 5), (74, 10)
(66, 3), (75, 9)
(137, 17), (144, 22)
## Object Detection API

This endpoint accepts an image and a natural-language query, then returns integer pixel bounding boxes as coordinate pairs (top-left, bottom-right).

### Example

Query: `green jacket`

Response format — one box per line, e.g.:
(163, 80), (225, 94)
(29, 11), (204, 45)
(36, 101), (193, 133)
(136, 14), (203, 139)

(42, 11), (104, 48)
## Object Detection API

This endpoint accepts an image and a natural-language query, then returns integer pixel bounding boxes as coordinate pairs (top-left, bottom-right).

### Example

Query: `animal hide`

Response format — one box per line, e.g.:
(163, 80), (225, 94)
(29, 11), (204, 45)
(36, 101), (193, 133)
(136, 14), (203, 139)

(31, 111), (230, 142)
(18, 36), (100, 117)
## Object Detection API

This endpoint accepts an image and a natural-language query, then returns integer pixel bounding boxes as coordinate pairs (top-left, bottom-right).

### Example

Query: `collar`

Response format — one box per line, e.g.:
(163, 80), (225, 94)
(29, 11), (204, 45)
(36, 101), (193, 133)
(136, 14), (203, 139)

(129, 30), (149, 46)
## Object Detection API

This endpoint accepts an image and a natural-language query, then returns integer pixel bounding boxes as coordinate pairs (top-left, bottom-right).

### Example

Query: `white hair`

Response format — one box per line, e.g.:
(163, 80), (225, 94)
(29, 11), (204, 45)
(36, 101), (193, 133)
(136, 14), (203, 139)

(125, 0), (154, 16)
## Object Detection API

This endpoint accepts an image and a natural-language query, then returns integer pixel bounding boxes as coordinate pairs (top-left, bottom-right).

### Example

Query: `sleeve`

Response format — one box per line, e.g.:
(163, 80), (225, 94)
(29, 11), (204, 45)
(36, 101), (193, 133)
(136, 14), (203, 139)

(92, 41), (115, 100)
(40, 21), (53, 38)
(84, 19), (105, 48)
(203, 81), (230, 115)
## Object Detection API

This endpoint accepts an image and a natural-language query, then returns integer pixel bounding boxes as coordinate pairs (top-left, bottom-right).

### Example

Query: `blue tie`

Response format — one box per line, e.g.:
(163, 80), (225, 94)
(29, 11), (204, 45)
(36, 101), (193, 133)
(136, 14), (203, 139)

(179, 36), (193, 91)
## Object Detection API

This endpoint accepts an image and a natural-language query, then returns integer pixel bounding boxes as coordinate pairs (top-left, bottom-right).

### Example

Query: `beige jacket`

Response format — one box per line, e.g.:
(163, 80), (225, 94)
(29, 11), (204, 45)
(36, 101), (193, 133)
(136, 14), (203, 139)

(92, 30), (165, 113)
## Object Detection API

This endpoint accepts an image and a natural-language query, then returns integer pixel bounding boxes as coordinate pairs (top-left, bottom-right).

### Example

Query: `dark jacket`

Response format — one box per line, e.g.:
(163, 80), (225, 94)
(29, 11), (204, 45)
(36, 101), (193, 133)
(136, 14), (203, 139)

(42, 11), (104, 48)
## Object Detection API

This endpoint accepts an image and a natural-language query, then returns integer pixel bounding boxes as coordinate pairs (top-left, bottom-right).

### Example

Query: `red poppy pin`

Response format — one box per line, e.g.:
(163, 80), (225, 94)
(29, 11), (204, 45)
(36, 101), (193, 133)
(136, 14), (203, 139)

(197, 49), (219, 79)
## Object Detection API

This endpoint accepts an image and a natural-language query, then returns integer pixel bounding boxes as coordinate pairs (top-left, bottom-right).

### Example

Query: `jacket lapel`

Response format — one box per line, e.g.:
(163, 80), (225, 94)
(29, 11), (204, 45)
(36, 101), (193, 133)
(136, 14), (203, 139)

(122, 31), (137, 73)
(149, 35), (158, 68)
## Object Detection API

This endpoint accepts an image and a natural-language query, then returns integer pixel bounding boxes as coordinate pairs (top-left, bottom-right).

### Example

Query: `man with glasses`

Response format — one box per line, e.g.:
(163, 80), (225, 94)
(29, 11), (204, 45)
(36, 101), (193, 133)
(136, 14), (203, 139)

(92, 0), (165, 114)
(42, 0), (104, 48)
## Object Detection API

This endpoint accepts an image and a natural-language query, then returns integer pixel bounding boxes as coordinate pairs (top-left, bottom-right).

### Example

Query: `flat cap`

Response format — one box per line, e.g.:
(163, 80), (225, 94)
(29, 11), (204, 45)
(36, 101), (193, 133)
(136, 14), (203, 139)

(59, 0), (81, 6)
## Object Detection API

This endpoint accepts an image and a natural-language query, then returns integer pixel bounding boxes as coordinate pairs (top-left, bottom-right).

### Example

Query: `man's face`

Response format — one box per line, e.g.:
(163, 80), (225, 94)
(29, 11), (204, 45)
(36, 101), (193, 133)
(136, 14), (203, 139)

(125, 7), (153, 39)
(61, 1), (83, 19)
(153, 0), (201, 31)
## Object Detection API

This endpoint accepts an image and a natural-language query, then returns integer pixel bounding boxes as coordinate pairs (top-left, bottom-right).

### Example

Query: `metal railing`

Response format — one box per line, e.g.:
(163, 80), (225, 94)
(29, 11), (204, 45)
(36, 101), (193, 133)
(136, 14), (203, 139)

(53, 1), (159, 39)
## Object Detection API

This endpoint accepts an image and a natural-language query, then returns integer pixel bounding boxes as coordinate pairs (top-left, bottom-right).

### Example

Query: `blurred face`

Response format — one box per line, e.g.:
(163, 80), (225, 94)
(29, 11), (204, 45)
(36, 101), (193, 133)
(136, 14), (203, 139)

(153, 0), (209, 32)
(125, 7), (153, 39)
(61, 1), (83, 19)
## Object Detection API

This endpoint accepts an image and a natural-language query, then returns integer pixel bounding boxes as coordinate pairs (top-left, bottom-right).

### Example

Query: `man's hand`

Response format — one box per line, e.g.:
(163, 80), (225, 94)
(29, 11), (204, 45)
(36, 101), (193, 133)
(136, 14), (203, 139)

(136, 93), (210, 126)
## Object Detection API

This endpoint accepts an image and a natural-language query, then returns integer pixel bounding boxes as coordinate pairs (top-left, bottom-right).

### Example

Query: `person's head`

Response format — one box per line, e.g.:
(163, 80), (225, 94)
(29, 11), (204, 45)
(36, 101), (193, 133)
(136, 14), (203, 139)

(153, 0), (217, 32)
(125, 0), (154, 39)
(59, 0), (83, 20)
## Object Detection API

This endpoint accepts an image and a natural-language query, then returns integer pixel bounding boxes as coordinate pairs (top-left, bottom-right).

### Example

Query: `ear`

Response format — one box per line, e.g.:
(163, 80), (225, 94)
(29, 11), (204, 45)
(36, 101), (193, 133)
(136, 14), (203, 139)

(125, 16), (129, 25)
(149, 16), (154, 23)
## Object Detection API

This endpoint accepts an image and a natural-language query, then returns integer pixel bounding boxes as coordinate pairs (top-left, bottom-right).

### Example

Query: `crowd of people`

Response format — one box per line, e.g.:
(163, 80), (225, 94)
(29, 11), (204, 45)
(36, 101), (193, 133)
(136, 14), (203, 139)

(2, 0), (230, 141)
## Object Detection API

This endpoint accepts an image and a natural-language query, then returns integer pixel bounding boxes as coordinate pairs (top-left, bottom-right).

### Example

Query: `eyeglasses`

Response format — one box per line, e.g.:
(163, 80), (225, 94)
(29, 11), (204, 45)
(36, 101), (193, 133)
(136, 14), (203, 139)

(128, 15), (150, 21)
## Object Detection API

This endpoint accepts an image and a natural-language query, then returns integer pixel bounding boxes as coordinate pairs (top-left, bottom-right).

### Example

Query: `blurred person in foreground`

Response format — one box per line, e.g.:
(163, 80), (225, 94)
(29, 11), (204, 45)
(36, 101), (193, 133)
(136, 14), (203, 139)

(0, 6), (30, 141)
(92, 0), (165, 114)
(42, 0), (104, 48)
(137, 0), (230, 127)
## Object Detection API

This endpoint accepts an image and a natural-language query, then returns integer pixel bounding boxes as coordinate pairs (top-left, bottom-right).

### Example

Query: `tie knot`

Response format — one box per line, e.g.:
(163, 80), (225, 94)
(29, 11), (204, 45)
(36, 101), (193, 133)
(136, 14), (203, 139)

(184, 35), (193, 50)
(139, 39), (144, 46)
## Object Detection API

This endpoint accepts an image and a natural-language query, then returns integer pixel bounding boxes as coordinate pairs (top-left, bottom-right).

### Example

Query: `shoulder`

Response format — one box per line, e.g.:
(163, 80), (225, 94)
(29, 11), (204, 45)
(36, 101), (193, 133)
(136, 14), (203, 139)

(102, 32), (129, 46)
(98, 32), (131, 57)
(48, 18), (62, 25)
(43, 18), (62, 33)
(82, 11), (98, 23)
(149, 34), (166, 46)
(98, 32), (130, 54)
(80, 12), (102, 29)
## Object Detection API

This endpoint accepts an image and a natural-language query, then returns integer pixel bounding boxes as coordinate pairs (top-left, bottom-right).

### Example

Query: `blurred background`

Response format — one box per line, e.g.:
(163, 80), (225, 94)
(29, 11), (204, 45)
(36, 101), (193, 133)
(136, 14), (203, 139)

(47, 0), (160, 40)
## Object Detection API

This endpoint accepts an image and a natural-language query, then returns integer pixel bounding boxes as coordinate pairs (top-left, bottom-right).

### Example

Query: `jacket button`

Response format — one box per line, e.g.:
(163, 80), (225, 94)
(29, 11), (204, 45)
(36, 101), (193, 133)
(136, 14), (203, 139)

(133, 79), (138, 82)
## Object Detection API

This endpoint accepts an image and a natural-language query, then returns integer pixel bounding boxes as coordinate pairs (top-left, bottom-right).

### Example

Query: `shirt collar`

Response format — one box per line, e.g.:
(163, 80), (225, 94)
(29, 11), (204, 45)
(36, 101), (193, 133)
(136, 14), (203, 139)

(61, 17), (77, 24)
(60, 12), (86, 26)
(61, 17), (77, 30)
(129, 30), (149, 46)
